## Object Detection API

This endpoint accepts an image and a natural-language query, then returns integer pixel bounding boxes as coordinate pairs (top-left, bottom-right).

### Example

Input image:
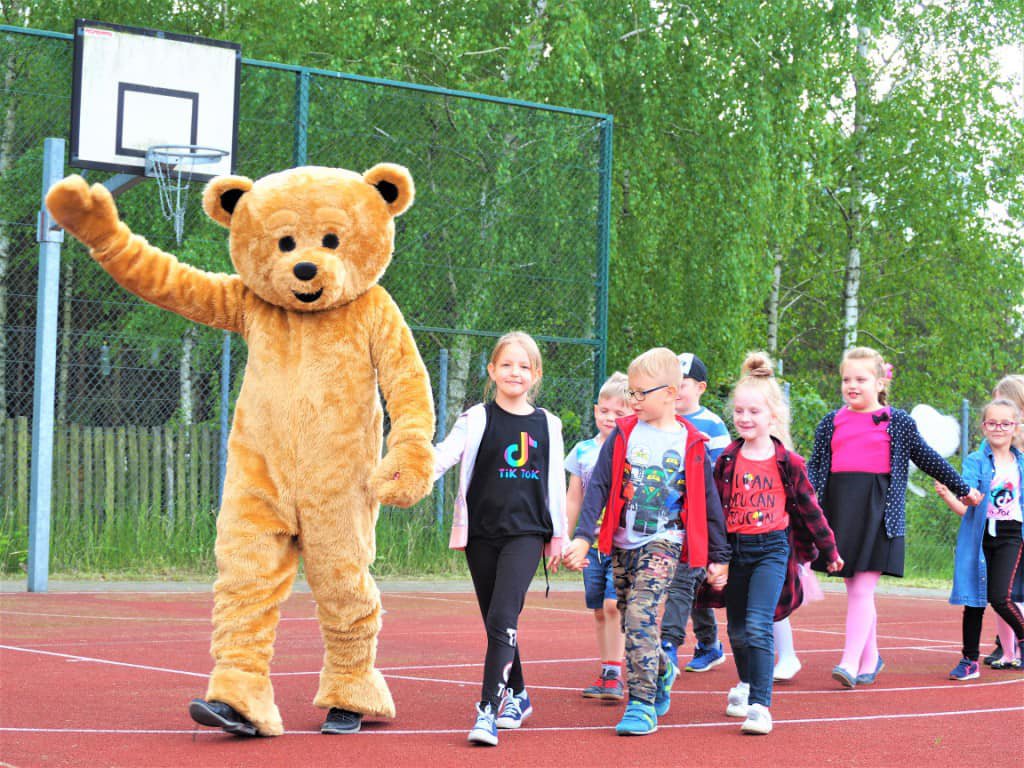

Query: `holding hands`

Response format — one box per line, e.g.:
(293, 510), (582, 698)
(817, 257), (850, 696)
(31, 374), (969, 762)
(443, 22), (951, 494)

(706, 562), (729, 589)
(562, 538), (592, 572)
(961, 487), (985, 507)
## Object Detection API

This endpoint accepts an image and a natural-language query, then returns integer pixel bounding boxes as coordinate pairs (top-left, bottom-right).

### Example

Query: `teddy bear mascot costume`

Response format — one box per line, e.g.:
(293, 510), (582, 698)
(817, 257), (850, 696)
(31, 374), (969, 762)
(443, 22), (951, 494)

(46, 163), (436, 737)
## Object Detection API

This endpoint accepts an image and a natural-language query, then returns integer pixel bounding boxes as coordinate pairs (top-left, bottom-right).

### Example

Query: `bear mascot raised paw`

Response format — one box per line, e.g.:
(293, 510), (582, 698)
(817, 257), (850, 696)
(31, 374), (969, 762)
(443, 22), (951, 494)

(46, 165), (436, 737)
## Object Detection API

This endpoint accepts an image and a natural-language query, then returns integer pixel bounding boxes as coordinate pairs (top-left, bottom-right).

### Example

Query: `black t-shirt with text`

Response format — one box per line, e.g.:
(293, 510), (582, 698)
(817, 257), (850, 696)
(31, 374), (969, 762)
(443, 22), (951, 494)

(467, 401), (552, 540)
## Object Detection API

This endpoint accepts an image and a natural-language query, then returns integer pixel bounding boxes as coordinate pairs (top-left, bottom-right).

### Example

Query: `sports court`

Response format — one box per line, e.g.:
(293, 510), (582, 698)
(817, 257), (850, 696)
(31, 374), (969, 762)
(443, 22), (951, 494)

(1, 583), (1020, 767)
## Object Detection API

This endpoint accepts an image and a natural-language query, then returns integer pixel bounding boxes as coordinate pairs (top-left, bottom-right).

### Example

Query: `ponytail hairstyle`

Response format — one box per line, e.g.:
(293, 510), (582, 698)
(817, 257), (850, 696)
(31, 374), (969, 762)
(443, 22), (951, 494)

(841, 346), (892, 406)
(484, 331), (543, 402)
(732, 351), (793, 449)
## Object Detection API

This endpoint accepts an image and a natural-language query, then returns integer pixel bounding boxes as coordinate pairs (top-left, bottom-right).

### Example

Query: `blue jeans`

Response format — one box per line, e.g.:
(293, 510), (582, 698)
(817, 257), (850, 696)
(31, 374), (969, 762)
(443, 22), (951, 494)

(725, 529), (789, 707)
(582, 548), (616, 610)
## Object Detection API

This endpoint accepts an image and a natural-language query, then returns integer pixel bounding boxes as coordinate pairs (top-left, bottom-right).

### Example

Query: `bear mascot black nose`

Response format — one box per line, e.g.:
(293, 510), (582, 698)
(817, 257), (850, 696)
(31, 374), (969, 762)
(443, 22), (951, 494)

(293, 262), (318, 281)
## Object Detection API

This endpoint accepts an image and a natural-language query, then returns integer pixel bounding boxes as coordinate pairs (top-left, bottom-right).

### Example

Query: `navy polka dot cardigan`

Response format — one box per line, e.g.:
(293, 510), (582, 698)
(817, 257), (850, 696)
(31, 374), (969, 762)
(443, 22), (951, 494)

(807, 407), (971, 538)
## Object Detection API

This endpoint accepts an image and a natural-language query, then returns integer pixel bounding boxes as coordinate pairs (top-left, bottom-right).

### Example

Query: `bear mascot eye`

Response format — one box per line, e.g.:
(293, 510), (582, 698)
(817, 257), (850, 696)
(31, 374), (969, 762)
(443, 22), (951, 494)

(322, 233), (339, 249)
(278, 236), (296, 252)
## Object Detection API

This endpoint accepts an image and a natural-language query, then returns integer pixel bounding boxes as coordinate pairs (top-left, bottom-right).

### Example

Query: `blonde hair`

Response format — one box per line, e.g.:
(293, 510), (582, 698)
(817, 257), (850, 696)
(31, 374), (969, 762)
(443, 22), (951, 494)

(993, 375), (1024, 451)
(841, 346), (891, 406)
(484, 331), (543, 402)
(598, 371), (629, 403)
(982, 398), (1021, 422)
(732, 351), (793, 449)
(628, 348), (683, 387)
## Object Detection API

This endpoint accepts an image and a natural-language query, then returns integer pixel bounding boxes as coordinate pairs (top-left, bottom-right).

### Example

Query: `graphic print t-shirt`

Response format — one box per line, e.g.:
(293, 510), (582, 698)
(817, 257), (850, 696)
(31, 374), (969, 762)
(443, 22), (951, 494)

(726, 453), (789, 534)
(613, 420), (687, 550)
(566, 436), (605, 544)
(467, 401), (551, 540)
(986, 463), (1022, 524)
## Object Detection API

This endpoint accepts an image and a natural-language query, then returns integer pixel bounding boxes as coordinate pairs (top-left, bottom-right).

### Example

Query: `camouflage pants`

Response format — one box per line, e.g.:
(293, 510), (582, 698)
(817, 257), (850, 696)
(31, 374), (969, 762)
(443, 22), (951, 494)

(613, 537), (682, 705)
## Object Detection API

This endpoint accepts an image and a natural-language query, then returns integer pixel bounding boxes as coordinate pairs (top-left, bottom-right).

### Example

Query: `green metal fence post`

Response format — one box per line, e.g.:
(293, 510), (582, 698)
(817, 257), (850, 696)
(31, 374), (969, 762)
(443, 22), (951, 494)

(594, 116), (614, 396)
(294, 69), (310, 167)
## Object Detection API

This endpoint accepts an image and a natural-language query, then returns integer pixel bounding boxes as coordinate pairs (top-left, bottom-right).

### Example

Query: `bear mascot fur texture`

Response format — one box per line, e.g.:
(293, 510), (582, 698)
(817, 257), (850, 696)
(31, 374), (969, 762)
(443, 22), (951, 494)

(45, 164), (436, 736)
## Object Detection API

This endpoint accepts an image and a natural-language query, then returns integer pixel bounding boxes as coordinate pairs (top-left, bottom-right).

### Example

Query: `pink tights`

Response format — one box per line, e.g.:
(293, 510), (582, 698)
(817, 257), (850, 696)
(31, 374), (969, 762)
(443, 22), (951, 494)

(840, 571), (881, 676)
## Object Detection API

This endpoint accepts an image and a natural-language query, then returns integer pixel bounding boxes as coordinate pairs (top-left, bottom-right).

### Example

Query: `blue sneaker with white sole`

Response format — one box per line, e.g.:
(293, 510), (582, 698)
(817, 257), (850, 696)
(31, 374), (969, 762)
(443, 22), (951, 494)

(653, 662), (678, 716)
(686, 641), (725, 672)
(615, 700), (658, 735)
(495, 689), (532, 729)
(467, 702), (498, 746)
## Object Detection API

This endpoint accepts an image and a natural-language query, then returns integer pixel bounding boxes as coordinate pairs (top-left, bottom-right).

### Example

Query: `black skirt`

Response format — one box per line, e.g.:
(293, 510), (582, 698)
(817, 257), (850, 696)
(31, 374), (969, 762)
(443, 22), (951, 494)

(812, 472), (904, 578)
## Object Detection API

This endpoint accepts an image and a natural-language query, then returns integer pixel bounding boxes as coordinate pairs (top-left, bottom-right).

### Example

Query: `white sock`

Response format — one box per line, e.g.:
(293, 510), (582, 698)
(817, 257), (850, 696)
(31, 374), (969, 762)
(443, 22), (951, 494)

(774, 618), (797, 662)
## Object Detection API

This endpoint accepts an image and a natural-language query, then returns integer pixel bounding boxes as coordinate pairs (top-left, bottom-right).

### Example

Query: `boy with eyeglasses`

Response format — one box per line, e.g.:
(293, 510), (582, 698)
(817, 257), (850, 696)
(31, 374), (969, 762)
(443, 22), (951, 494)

(563, 348), (729, 735)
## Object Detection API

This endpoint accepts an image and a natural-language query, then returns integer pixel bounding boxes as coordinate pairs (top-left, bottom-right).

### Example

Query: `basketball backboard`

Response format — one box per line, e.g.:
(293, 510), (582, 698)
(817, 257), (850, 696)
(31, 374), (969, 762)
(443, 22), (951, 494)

(70, 19), (239, 181)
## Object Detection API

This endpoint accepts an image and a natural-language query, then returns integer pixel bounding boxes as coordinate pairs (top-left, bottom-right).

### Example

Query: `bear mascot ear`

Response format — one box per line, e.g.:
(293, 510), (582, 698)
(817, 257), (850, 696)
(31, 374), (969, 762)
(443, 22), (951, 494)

(202, 175), (255, 228)
(363, 163), (415, 217)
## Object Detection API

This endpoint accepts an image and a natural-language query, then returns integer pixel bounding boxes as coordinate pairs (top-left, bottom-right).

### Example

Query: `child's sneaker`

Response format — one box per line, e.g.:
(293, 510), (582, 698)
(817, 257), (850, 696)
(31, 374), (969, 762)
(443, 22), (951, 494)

(989, 656), (1022, 670)
(661, 640), (679, 671)
(725, 682), (750, 717)
(948, 658), (980, 681)
(773, 655), (802, 681)
(495, 689), (532, 729)
(686, 640), (725, 672)
(741, 703), (773, 735)
(983, 636), (1002, 666)
(583, 669), (624, 700)
(467, 702), (498, 746)
(615, 700), (658, 736)
(653, 662), (678, 716)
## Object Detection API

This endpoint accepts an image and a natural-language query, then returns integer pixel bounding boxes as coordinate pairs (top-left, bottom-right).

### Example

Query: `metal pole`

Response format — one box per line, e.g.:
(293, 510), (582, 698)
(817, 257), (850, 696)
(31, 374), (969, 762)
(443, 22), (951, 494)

(218, 332), (231, 507)
(435, 348), (448, 531)
(27, 138), (65, 592)
(960, 398), (970, 458)
(294, 70), (310, 167)
(594, 116), (613, 397)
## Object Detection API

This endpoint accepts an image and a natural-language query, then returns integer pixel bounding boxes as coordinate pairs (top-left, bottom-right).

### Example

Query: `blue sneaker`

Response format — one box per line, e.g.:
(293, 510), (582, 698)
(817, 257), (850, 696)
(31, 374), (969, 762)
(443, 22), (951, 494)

(615, 700), (658, 735)
(856, 656), (885, 685)
(653, 662), (678, 716)
(495, 689), (532, 729)
(949, 658), (980, 681)
(661, 640), (679, 671)
(467, 702), (498, 746)
(686, 641), (725, 672)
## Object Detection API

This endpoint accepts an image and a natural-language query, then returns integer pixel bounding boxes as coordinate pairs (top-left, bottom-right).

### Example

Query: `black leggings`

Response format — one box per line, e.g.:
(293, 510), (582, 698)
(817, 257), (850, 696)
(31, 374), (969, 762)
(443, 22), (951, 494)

(464, 534), (544, 709)
(962, 520), (1024, 661)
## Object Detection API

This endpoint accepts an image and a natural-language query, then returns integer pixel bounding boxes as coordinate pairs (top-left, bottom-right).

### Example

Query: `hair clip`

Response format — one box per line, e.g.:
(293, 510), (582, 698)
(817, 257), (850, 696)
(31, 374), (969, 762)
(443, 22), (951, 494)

(882, 363), (894, 381)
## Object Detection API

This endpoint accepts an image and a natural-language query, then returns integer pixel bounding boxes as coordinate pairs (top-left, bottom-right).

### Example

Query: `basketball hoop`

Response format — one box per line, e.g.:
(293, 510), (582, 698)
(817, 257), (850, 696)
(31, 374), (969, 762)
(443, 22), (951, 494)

(145, 145), (230, 245)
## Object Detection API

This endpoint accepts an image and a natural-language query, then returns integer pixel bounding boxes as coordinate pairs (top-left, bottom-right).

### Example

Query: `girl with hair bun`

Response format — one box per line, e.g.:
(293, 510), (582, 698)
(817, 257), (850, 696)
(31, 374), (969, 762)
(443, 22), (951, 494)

(712, 352), (843, 735)
(808, 346), (983, 689)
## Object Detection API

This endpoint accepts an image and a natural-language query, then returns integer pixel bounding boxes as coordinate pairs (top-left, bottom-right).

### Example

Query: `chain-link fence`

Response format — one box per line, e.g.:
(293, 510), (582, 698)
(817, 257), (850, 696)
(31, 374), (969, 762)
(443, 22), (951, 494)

(0, 25), (611, 575)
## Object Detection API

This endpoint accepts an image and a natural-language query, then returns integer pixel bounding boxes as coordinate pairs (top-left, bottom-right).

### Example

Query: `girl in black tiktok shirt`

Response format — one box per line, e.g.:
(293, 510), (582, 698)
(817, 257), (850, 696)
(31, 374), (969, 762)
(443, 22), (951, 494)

(433, 332), (567, 747)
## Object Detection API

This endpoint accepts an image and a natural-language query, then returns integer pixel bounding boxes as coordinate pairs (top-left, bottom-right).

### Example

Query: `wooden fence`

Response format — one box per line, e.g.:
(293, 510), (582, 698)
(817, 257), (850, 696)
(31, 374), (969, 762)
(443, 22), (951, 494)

(1, 417), (220, 528)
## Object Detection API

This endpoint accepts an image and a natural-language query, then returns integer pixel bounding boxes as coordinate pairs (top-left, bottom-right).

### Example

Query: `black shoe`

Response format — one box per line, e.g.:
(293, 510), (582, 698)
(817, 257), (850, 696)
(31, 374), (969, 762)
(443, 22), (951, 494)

(188, 699), (258, 737)
(983, 636), (1003, 666)
(321, 707), (363, 734)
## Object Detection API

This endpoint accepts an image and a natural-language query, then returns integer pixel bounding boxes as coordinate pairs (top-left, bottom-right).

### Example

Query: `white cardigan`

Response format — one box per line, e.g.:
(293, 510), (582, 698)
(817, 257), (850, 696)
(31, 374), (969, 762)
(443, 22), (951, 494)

(434, 402), (567, 556)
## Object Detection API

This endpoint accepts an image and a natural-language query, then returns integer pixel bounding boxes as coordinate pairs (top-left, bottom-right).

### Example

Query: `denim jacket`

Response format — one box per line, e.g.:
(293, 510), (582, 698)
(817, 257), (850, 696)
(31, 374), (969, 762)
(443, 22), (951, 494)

(950, 442), (1024, 607)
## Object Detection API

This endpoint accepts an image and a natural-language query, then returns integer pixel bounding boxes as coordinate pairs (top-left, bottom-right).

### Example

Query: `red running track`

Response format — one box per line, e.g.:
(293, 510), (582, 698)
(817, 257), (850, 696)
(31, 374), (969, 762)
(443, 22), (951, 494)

(1, 586), (1022, 767)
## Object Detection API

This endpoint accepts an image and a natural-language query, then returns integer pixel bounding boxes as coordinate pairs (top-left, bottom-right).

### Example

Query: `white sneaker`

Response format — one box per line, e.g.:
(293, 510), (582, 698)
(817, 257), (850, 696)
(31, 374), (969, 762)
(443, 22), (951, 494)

(773, 656), (802, 681)
(741, 703), (772, 734)
(725, 682), (750, 718)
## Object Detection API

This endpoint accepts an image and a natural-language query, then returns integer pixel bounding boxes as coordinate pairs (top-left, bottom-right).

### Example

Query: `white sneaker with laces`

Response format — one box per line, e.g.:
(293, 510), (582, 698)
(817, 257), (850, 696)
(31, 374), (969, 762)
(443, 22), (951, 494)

(773, 655), (802, 681)
(725, 682), (750, 718)
(741, 703), (773, 734)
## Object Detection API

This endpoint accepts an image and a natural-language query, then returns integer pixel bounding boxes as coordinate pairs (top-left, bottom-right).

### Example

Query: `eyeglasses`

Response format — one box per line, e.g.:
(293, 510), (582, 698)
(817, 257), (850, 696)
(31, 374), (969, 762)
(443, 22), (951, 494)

(982, 420), (1018, 432)
(626, 384), (669, 402)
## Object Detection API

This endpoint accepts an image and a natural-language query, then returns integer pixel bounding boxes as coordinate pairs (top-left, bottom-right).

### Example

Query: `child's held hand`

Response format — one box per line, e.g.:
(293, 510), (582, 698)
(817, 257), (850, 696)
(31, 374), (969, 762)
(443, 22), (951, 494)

(562, 538), (591, 571)
(546, 551), (563, 574)
(826, 556), (845, 574)
(706, 562), (728, 589)
(959, 488), (984, 507)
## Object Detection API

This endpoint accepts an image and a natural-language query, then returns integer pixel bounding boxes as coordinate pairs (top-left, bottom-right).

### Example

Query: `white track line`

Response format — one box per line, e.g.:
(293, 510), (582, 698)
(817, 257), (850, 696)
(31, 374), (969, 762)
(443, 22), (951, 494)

(0, 706), (1020, 737)
(0, 644), (206, 678)
(0, 610), (315, 623)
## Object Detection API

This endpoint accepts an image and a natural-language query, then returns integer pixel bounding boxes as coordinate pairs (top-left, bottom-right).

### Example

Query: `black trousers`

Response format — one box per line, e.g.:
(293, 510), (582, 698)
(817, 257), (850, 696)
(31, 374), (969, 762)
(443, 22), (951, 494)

(962, 520), (1024, 661)
(464, 534), (544, 709)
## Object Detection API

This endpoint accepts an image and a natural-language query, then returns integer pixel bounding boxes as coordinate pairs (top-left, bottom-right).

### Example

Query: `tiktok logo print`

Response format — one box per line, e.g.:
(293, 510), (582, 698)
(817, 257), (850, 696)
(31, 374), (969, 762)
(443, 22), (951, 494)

(988, 478), (1018, 520)
(498, 432), (541, 480)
